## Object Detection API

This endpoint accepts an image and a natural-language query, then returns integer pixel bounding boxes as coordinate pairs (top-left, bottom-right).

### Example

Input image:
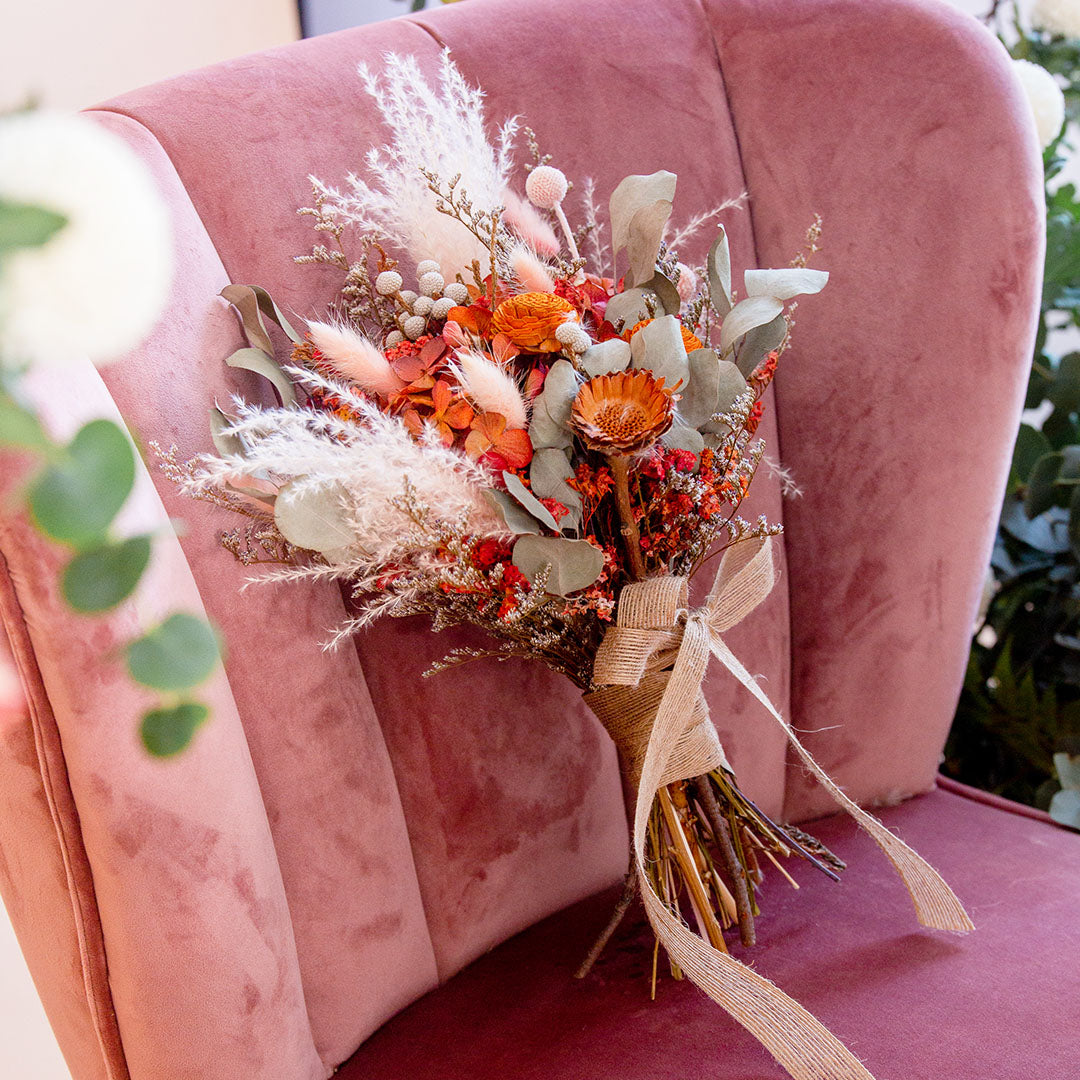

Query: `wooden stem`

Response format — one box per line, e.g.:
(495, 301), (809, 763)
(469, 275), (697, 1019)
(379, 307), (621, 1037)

(610, 454), (646, 581)
(657, 787), (728, 952)
(575, 847), (637, 979)
(694, 775), (756, 947)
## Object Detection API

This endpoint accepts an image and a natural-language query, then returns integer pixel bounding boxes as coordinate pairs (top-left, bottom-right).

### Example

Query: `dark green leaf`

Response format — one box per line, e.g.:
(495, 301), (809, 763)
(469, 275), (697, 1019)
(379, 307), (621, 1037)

(140, 702), (209, 757)
(27, 420), (135, 548)
(1042, 407), (1079, 449)
(1069, 486), (1080, 561)
(1013, 424), (1053, 484)
(0, 198), (66, 253)
(127, 613), (220, 691)
(1025, 452), (1064, 519)
(1048, 353), (1080, 411)
(61, 535), (151, 613)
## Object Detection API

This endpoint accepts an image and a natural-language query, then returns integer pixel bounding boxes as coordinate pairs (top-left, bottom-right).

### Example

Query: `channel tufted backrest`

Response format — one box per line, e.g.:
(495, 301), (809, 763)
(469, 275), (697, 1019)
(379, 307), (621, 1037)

(0, 1), (1041, 1079)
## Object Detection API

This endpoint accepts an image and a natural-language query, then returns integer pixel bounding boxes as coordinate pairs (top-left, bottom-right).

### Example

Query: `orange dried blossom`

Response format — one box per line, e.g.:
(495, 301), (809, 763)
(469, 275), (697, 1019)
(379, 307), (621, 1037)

(490, 292), (577, 352)
(570, 370), (674, 454)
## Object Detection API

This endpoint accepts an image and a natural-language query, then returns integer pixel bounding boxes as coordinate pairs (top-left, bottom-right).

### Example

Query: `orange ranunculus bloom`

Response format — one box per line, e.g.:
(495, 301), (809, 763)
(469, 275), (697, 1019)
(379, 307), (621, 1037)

(625, 318), (703, 353)
(490, 292), (577, 352)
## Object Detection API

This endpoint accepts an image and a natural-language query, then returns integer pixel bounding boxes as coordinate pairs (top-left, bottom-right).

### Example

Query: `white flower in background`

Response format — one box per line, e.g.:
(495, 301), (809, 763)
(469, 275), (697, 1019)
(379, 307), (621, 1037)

(0, 111), (171, 367)
(1031, 0), (1080, 39)
(1013, 59), (1066, 148)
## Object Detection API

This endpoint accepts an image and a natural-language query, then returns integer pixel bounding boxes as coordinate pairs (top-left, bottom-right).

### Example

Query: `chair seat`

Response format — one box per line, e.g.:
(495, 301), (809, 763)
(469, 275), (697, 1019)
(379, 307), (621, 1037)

(338, 786), (1078, 1079)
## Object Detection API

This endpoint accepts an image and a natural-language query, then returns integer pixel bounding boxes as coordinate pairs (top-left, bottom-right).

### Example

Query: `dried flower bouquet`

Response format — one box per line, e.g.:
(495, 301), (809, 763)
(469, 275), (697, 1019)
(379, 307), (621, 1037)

(165, 53), (973, 1080)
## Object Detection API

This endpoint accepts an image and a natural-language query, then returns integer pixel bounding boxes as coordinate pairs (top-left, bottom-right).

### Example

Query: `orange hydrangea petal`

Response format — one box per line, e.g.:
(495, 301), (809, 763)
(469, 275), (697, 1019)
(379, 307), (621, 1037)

(492, 427), (534, 470)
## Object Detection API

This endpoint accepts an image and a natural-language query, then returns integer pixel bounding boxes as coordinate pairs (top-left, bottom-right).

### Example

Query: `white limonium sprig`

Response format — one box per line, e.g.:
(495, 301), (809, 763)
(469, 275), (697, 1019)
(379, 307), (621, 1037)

(309, 50), (519, 280)
(0, 111), (172, 367)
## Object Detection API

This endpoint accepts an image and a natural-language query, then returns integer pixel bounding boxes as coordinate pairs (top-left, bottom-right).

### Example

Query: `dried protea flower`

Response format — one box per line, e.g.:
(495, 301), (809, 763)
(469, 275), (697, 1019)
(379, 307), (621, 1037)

(570, 370), (674, 454)
(490, 292), (577, 352)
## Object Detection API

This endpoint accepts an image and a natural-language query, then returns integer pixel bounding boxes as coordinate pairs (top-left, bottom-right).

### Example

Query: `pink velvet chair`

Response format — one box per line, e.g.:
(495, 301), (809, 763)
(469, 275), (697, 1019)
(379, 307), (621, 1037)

(2, 0), (1077, 1077)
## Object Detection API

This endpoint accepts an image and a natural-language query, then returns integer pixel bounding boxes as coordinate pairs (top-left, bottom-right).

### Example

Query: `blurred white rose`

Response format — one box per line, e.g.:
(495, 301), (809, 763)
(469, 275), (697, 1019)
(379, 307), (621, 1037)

(1031, 0), (1080, 39)
(0, 111), (171, 367)
(1013, 58), (1067, 148)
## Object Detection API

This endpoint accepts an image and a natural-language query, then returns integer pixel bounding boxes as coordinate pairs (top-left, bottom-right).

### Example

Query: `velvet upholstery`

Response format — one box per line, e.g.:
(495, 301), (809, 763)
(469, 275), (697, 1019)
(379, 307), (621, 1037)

(338, 787), (1080, 1080)
(0, 0), (1056, 1078)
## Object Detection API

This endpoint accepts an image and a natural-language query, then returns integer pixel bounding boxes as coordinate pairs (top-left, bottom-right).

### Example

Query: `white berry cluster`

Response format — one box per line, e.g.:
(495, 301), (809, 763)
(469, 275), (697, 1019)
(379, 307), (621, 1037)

(376, 258), (473, 345)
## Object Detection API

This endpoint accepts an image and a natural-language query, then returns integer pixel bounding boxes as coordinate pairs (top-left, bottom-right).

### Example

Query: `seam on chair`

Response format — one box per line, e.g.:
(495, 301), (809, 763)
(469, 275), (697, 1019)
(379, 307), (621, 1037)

(40, 108), (333, 1077)
(83, 101), (440, 1061)
(935, 774), (1063, 827)
(0, 550), (132, 1080)
(695, 0), (795, 814)
(409, 13), (449, 49)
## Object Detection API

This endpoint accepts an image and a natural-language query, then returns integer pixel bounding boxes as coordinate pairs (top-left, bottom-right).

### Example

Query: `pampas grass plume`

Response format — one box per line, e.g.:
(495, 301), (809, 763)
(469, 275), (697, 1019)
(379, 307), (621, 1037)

(451, 349), (529, 429)
(307, 320), (404, 397)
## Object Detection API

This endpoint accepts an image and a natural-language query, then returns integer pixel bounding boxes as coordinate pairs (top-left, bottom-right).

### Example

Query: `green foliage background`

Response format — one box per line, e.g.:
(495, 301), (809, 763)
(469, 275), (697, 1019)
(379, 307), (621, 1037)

(943, 18), (1080, 821)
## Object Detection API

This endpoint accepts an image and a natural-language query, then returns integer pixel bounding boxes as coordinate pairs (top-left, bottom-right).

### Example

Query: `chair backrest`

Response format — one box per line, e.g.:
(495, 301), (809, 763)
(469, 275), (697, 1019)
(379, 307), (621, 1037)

(0, 1), (1042, 1078)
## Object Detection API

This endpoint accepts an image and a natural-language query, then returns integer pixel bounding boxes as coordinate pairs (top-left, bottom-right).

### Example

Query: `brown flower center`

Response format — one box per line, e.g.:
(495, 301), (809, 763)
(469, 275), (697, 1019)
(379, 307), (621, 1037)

(594, 402), (649, 442)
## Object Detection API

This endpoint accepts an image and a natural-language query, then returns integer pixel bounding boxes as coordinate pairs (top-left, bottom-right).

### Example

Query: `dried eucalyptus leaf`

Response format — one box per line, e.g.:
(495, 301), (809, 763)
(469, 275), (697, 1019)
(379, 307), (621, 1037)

(736, 313), (787, 377)
(604, 288), (650, 331)
(717, 361), (749, 412)
(512, 535), (605, 596)
(530, 447), (582, 533)
(707, 226), (733, 316)
(529, 359), (579, 450)
(744, 267), (828, 300)
(220, 283), (303, 351)
(680, 348), (722, 429)
(639, 271), (682, 316)
(274, 480), (354, 553)
(609, 171), (677, 258)
(484, 488), (541, 535)
(630, 314), (689, 391)
(225, 347), (298, 408)
(209, 406), (246, 458)
(661, 419), (705, 457)
(529, 400), (573, 451)
(718, 296), (784, 357)
(502, 471), (560, 531)
(701, 362), (750, 434)
(626, 199), (674, 287)
(541, 359), (579, 425)
(224, 481), (277, 507)
(581, 338), (632, 376)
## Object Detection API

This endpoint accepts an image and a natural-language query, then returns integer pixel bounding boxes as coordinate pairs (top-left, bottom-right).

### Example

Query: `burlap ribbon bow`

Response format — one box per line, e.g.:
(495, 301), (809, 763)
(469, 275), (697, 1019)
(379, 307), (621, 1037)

(585, 535), (974, 1080)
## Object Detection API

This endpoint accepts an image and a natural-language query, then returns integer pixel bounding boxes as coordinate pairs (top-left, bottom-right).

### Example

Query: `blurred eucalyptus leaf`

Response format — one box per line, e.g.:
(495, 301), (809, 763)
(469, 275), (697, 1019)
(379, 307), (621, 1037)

(28, 419), (135, 549)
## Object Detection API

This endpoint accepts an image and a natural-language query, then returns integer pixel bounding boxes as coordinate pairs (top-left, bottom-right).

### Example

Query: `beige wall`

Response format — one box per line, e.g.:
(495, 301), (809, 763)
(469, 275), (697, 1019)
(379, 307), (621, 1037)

(0, 0), (300, 109)
(1, 7), (301, 1075)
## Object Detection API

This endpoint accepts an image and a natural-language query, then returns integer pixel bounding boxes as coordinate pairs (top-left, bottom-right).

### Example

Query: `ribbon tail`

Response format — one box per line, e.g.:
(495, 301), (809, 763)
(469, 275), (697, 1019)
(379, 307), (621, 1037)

(707, 636), (975, 934)
(631, 619), (878, 1080)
